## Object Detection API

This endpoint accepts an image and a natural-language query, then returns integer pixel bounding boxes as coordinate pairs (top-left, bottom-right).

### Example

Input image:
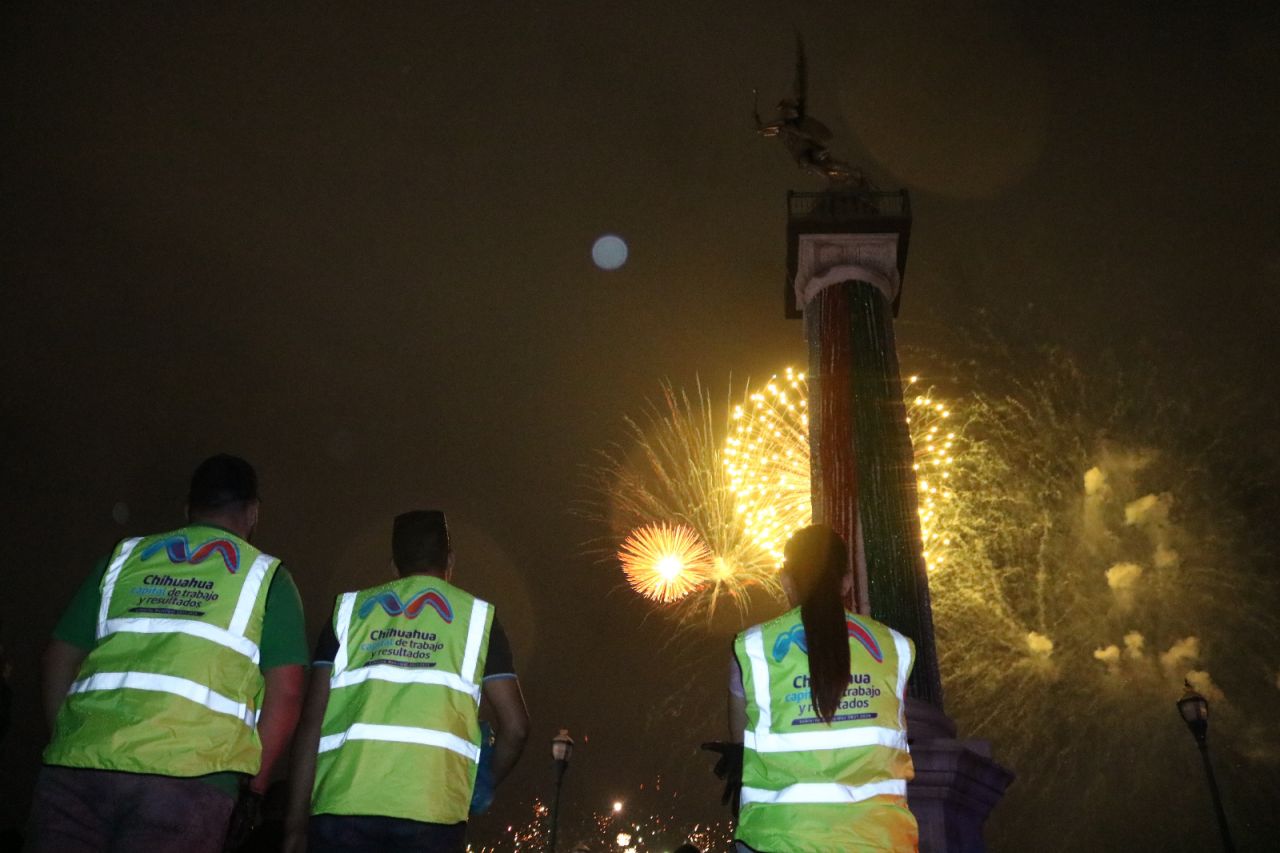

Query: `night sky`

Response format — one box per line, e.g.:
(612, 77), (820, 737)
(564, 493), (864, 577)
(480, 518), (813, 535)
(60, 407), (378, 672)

(3, 3), (1279, 850)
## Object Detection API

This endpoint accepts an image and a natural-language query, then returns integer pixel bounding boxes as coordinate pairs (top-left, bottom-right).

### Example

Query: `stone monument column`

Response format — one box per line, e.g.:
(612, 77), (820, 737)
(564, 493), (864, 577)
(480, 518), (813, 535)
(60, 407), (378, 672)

(787, 189), (1013, 852)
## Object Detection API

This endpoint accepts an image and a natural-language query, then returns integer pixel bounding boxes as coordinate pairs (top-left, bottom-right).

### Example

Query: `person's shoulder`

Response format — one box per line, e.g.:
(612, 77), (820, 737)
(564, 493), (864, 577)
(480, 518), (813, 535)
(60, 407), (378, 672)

(748, 605), (803, 635)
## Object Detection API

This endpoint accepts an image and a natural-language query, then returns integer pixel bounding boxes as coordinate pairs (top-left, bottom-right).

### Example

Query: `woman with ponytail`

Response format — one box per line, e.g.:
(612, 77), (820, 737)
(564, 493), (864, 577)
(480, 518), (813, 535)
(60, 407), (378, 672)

(726, 525), (919, 852)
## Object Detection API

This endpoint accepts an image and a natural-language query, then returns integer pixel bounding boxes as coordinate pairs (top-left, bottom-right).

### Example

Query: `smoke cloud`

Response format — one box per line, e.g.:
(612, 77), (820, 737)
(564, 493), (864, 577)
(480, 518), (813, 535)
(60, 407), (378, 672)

(1026, 631), (1054, 657)
(1093, 645), (1121, 666)
(1123, 631), (1145, 660)
(1160, 636), (1201, 675)
(1083, 466), (1108, 497)
(1106, 562), (1143, 590)
(1125, 492), (1173, 527)
(1186, 670), (1226, 704)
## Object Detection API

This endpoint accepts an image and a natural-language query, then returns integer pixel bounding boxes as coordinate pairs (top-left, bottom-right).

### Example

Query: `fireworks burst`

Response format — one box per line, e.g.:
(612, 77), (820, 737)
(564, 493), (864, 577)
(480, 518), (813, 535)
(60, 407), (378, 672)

(915, 343), (1280, 851)
(618, 523), (714, 603)
(593, 382), (786, 621)
(599, 370), (963, 621)
(724, 367), (810, 568)
(723, 368), (960, 571)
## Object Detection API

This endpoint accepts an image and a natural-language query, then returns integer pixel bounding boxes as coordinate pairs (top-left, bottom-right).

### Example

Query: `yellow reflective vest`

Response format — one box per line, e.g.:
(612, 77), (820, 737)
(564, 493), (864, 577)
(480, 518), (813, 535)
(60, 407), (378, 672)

(311, 576), (493, 824)
(734, 607), (918, 852)
(45, 525), (278, 777)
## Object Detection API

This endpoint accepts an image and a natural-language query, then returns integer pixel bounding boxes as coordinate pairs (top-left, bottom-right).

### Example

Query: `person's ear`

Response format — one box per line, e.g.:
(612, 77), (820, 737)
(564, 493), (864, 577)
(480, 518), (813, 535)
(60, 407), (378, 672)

(246, 500), (260, 533)
(841, 572), (853, 599)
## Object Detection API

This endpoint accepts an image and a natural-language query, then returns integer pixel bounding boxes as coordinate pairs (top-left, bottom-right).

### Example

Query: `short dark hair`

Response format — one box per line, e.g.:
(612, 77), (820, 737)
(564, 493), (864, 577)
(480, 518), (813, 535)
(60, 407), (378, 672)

(393, 510), (451, 574)
(188, 454), (258, 513)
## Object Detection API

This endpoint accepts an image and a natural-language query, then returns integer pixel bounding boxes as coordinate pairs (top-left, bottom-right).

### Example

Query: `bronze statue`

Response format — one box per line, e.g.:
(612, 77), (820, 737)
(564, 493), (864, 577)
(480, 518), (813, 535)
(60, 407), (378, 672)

(755, 36), (870, 188)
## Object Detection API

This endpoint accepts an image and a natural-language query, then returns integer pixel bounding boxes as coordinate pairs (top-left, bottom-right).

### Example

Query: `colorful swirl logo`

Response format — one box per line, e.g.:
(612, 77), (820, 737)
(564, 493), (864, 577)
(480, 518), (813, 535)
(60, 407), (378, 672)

(140, 535), (240, 573)
(846, 617), (884, 663)
(770, 618), (884, 664)
(359, 589), (453, 622)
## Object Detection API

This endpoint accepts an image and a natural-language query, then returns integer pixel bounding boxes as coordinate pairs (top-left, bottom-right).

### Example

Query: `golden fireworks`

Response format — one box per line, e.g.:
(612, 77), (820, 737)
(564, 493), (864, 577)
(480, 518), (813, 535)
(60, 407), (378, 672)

(724, 366), (811, 569)
(720, 369), (958, 572)
(603, 369), (964, 619)
(904, 376), (957, 570)
(617, 523), (714, 603)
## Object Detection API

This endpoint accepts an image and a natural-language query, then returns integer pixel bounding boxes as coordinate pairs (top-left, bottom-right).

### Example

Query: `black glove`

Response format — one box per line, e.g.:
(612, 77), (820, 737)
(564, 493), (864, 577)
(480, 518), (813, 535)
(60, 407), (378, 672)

(700, 741), (744, 818)
(224, 785), (264, 852)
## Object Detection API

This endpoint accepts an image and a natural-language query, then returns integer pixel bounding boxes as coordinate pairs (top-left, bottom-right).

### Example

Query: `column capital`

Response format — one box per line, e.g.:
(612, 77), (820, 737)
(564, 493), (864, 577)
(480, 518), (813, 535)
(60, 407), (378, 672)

(794, 232), (903, 310)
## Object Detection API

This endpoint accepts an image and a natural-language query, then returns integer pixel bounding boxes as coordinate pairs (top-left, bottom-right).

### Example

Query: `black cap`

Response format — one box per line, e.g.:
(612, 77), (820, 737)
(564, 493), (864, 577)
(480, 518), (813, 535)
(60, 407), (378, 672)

(188, 454), (258, 511)
(392, 510), (451, 571)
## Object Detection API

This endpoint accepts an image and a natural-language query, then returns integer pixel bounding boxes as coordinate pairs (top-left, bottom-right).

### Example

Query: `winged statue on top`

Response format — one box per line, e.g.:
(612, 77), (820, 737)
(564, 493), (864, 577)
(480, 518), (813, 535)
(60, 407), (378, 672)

(755, 36), (871, 189)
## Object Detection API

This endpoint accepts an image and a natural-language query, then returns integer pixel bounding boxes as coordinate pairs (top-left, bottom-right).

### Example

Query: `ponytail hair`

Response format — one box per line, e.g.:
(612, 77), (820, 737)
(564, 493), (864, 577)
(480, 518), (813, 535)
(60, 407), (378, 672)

(784, 525), (851, 724)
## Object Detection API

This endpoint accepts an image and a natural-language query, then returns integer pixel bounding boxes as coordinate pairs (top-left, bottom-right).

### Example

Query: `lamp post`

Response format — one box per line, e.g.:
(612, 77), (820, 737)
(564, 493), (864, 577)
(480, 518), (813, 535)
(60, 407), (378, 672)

(548, 728), (574, 852)
(1177, 682), (1235, 852)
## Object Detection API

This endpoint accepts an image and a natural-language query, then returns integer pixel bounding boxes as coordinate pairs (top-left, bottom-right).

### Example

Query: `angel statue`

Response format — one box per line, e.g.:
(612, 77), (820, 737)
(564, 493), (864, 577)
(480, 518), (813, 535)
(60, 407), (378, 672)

(755, 36), (870, 188)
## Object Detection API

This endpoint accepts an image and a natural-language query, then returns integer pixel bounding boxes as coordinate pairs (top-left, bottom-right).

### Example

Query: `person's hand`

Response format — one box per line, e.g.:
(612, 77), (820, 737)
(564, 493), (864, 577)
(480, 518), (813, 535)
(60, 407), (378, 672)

(224, 786), (264, 851)
(700, 741), (743, 817)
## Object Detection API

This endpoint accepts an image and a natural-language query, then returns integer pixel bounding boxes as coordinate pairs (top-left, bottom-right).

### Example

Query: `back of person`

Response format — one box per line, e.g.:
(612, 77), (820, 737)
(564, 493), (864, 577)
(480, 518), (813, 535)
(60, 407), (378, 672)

(312, 573), (491, 824)
(46, 522), (278, 777)
(29, 454), (309, 853)
(734, 605), (916, 852)
(727, 524), (918, 853)
(287, 509), (529, 853)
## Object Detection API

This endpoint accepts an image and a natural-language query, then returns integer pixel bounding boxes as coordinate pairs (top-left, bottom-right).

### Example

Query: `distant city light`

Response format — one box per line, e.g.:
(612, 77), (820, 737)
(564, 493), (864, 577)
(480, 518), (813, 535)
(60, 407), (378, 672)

(592, 234), (629, 270)
(612, 800), (623, 813)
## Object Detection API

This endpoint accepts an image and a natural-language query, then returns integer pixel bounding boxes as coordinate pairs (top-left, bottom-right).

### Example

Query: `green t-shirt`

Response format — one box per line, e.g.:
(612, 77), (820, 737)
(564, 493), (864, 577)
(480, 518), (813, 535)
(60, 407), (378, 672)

(51, 539), (310, 796)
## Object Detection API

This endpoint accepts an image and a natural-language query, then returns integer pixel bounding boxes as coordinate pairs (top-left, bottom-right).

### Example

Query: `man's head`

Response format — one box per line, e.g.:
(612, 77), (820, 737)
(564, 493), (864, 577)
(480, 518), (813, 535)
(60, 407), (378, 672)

(186, 454), (260, 539)
(393, 510), (453, 578)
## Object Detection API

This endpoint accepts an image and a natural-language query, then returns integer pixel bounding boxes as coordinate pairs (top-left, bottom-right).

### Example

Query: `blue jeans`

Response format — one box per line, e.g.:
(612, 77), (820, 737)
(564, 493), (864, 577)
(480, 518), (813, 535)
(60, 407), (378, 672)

(27, 765), (235, 853)
(308, 814), (466, 853)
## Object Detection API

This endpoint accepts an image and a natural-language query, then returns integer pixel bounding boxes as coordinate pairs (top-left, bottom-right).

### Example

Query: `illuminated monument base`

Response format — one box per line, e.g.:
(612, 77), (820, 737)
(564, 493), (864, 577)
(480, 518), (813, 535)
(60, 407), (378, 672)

(788, 191), (1013, 851)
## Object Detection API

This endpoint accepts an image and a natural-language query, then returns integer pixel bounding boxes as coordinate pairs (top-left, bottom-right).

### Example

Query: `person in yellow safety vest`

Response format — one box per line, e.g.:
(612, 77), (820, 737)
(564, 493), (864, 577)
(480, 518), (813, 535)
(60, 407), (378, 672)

(285, 510), (530, 853)
(727, 524), (919, 853)
(29, 454), (309, 853)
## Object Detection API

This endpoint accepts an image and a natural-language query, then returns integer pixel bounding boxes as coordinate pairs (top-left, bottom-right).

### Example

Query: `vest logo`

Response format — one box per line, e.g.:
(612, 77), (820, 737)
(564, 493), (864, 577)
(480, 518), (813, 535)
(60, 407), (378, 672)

(771, 618), (884, 663)
(140, 535), (240, 573)
(359, 589), (454, 622)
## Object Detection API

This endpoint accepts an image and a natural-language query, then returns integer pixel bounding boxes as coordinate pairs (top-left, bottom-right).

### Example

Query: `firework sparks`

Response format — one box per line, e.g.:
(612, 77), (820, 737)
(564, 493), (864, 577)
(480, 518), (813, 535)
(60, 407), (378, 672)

(724, 367), (811, 568)
(916, 344), (1280, 851)
(618, 523), (713, 602)
(723, 369), (959, 571)
(598, 371), (964, 620)
(593, 382), (786, 621)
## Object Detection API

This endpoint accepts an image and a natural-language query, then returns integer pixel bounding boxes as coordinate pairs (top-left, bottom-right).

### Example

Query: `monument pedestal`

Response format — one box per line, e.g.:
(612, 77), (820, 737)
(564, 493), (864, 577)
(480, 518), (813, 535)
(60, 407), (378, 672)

(907, 700), (1014, 853)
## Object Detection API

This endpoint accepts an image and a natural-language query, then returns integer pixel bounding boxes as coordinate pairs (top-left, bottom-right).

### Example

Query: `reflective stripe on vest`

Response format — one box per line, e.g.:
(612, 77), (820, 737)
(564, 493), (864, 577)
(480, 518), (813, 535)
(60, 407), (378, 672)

(741, 624), (911, 759)
(67, 670), (258, 727)
(329, 664), (481, 702)
(95, 551), (274, 665)
(318, 722), (481, 762)
(741, 778), (908, 806)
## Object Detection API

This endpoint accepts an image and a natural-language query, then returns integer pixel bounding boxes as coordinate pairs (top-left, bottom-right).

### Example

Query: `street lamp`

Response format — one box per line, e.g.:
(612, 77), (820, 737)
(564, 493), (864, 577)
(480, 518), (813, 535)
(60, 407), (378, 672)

(1176, 681), (1235, 852)
(548, 728), (574, 852)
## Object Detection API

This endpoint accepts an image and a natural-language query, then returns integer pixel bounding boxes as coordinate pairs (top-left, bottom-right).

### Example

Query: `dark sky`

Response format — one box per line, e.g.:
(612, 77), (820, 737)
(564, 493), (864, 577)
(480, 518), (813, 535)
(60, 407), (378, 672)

(3, 2), (1279, 849)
